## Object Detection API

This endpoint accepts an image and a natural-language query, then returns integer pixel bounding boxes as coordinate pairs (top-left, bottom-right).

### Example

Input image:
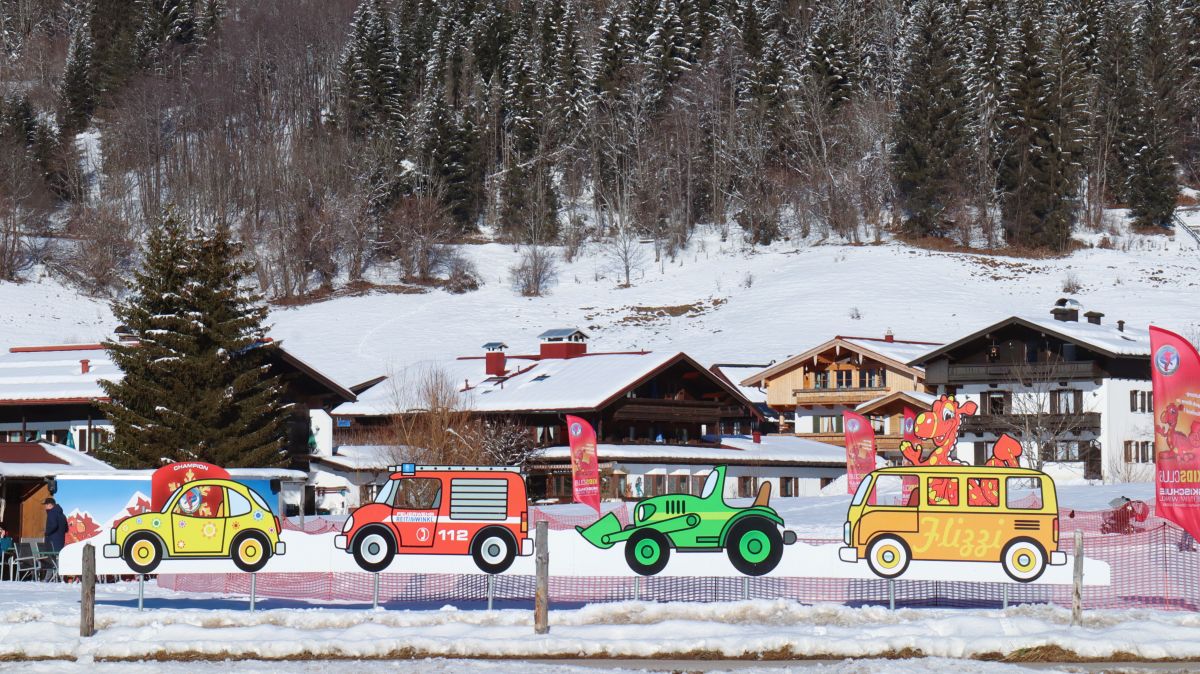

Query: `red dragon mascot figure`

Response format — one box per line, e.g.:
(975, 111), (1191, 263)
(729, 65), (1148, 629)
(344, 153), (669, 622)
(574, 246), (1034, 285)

(900, 395), (1023, 506)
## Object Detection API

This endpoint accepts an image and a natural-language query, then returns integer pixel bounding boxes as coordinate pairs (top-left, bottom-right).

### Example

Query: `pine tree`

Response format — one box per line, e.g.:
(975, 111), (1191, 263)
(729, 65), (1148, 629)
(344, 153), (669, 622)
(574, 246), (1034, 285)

(1097, 1), (1140, 204)
(805, 5), (857, 111)
(99, 210), (288, 468)
(892, 0), (972, 238)
(59, 6), (97, 135)
(337, 0), (404, 137)
(1127, 0), (1181, 229)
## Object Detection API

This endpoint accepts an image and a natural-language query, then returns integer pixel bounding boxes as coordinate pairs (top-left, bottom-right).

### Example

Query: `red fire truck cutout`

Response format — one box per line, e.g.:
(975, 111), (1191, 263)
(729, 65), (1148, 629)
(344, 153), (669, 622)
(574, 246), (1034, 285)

(334, 464), (533, 574)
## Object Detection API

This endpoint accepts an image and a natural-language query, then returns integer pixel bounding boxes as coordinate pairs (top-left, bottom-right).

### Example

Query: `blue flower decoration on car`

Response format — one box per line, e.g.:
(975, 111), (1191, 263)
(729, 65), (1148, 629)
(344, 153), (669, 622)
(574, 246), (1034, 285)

(135, 517), (143, 525)
(253, 511), (264, 521)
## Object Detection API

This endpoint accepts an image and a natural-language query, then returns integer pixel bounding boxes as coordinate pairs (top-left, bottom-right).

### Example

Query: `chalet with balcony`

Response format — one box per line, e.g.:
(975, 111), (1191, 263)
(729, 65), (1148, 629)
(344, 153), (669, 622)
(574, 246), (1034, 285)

(853, 390), (937, 463)
(327, 329), (847, 507)
(908, 299), (1153, 481)
(740, 332), (941, 451)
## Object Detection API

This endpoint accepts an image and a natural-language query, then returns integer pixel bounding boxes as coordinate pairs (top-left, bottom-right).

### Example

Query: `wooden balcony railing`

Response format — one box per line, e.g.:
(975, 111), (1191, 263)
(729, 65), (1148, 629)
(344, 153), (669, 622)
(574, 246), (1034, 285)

(790, 386), (888, 406)
(959, 412), (1102, 435)
(945, 361), (1100, 384)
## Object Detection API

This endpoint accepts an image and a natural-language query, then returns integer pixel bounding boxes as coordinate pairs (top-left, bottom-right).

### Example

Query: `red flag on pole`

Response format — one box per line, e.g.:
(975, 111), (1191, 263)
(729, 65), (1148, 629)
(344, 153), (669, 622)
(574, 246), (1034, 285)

(902, 406), (918, 445)
(843, 411), (877, 494)
(1151, 326), (1200, 541)
(566, 415), (601, 514)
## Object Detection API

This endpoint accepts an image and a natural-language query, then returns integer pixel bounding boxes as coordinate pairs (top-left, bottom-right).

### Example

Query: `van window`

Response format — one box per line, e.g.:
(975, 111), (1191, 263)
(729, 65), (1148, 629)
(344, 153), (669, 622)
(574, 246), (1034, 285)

(967, 478), (1000, 507)
(393, 478), (441, 510)
(1006, 477), (1043, 510)
(927, 477), (959, 506)
(869, 474), (919, 507)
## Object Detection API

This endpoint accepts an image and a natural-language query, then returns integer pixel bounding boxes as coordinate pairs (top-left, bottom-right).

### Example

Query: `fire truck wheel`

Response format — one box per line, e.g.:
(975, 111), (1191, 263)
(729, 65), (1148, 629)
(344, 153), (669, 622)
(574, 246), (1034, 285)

(231, 532), (271, 573)
(625, 529), (670, 576)
(471, 528), (517, 574)
(352, 526), (396, 573)
(725, 517), (784, 576)
(124, 533), (163, 574)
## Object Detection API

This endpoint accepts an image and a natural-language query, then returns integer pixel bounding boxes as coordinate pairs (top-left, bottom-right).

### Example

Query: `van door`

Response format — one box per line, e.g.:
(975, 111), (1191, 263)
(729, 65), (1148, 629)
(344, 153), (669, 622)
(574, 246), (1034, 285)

(388, 477), (441, 548)
(858, 473), (920, 546)
(959, 475), (1007, 561)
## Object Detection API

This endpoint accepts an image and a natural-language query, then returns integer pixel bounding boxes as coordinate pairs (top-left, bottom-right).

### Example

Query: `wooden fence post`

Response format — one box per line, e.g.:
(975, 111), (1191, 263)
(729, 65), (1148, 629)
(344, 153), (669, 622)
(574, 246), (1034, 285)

(80, 544), (96, 637)
(1071, 530), (1084, 627)
(534, 520), (549, 635)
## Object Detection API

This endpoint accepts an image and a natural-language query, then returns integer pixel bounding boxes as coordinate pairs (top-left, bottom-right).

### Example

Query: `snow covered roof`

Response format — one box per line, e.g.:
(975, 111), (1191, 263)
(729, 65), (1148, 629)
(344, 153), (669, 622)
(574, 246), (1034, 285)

(0, 345), (119, 403)
(0, 341), (354, 404)
(908, 315), (1152, 365)
(335, 350), (753, 416)
(316, 445), (403, 472)
(855, 390), (938, 415)
(0, 441), (115, 478)
(538, 328), (588, 341)
(534, 434), (849, 466)
(740, 335), (941, 387)
(709, 364), (769, 404)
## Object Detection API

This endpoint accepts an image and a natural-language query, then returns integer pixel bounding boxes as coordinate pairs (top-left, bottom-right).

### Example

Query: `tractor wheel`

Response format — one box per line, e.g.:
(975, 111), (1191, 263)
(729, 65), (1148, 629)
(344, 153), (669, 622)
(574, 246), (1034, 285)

(231, 532), (272, 573)
(866, 534), (911, 579)
(1000, 537), (1047, 583)
(725, 517), (784, 576)
(625, 529), (670, 576)
(124, 533), (163, 574)
(352, 526), (396, 573)
(471, 527), (517, 574)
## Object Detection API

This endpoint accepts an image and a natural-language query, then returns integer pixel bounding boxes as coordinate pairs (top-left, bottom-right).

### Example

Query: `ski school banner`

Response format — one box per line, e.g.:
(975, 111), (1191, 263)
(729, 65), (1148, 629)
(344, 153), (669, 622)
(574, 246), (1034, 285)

(903, 407), (918, 445)
(1151, 326), (1200, 541)
(566, 415), (601, 514)
(842, 411), (877, 494)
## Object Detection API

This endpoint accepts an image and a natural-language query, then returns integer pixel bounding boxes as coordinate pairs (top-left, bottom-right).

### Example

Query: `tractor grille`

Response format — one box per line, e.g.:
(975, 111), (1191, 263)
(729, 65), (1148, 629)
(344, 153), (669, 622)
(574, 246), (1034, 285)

(449, 478), (508, 520)
(663, 499), (687, 516)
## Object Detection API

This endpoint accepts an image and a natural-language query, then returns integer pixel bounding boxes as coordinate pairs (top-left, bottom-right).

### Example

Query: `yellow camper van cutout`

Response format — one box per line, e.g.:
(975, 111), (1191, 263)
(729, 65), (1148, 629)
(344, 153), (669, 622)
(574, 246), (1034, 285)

(838, 466), (1068, 582)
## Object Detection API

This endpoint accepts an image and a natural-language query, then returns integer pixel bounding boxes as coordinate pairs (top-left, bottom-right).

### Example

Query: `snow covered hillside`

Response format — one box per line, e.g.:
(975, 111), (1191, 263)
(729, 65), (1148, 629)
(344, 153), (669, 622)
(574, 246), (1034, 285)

(0, 222), (1196, 389)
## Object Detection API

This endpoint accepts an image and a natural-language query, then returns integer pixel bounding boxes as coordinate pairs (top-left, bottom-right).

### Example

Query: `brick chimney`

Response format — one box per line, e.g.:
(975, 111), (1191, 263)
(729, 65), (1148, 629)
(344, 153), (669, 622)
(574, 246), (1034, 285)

(1051, 298), (1080, 322)
(538, 328), (589, 359)
(483, 342), (508, 376)
(884, 329), (894, 343)
(1084, 311), (1104, 325)
(80, 359), (90, 374)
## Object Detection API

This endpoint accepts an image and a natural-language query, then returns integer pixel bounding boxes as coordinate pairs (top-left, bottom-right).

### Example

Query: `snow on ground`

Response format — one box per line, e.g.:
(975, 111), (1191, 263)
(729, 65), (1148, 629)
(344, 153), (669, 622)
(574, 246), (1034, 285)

(1, 581), (1199, 663)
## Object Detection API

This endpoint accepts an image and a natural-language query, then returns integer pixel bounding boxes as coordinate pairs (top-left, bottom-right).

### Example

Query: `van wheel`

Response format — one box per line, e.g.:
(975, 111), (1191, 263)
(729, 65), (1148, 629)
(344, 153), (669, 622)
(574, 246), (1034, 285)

(232, 532), (271, 573)
(725, 517), (783, 576)
(471, 528), (517, 574)
(1001, 538), (1046, 583)
(124, 533), (163, 574)
(352, 526), (396, 573)
(625, 529), (670, 576)
(867, 535), (910, 579)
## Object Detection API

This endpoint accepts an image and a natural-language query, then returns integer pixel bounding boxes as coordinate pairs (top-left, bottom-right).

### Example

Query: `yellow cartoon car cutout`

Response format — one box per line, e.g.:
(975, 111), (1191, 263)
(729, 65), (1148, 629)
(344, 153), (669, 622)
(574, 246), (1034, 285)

(838, 466), (1067, 582)
(103, 479), (286, 573)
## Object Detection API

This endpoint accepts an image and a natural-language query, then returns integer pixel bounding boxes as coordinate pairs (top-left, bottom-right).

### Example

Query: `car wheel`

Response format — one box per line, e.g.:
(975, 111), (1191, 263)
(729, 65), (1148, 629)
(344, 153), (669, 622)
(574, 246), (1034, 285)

(725, 517), (784, 576)
(1001, 537), (1047, 583)
(471, 528), (517, 574)
(866, 534), (911, 579)
(232, 532), (272, 573)
(352, 526), (396, 573)
(625, 529), (670, 576)
(123, 533), (163, 574)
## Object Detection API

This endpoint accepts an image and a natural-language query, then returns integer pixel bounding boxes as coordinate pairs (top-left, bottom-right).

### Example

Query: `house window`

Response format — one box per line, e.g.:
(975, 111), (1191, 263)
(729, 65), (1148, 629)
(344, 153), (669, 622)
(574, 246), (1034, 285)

(645, 475), (666, 496)
(813, 371), (829, 389)
(668, 475), (689, 494)
(1052, 389), (1082, 414)
(815, 416), (843, 434)
(836, 370), (854, 388)
(1124, 441), (1154, 464)
(819, 477), (834, 489)
(869, 415), (886, 434)
(1129, 391), (1153, 413)
(780, 477), (797, 497)
(1043, 442), (1081, 462)
(737, 476), (759, 498)
(859, 369), (886, 388)
(984, 391), (1008, 415)
(690, 475), (706, 496)
(974, 442), (994, 465)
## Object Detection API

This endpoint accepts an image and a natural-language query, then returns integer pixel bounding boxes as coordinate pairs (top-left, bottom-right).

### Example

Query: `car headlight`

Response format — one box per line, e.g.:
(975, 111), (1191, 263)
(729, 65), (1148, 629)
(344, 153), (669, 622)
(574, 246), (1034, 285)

(843, 521), (852, 546)
(636, 503), (655, 522)
(342, 516), (354, 533)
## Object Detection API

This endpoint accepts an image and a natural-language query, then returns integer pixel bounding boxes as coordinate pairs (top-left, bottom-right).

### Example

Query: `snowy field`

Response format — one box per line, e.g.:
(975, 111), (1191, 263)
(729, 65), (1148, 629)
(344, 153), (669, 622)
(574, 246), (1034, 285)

(0, 224), (1196, 390)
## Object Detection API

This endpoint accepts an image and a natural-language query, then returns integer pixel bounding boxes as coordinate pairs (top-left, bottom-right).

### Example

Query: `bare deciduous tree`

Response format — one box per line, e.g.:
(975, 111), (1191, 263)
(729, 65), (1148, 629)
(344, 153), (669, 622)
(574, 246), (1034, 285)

(991, 358), (1101, 473)
(509, 244), (558, 297)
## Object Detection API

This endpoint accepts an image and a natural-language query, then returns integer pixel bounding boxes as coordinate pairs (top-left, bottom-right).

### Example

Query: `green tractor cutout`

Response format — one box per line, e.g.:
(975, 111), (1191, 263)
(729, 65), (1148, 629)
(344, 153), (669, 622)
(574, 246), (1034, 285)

(576, 465), (798, 576)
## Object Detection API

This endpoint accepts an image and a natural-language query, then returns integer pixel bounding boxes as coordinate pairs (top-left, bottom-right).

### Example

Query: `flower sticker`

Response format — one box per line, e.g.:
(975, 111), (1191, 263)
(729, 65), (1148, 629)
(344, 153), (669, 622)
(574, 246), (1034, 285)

(202, 522), (218, 539)
(176, 540), (186, 550)
(253, 511), (264, 521)
(151, 518), (162, 528)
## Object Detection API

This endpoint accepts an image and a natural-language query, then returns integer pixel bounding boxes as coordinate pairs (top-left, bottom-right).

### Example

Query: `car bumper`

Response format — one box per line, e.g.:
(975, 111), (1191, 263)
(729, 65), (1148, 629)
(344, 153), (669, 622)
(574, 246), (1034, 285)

(521, 537), (533, 556)
(838, 546), (859, 563)
(102, 544), (120, 559)
(334, 534), (347, 550)
(1050, 551), (1067, 566)
(275, 541), (287, 556)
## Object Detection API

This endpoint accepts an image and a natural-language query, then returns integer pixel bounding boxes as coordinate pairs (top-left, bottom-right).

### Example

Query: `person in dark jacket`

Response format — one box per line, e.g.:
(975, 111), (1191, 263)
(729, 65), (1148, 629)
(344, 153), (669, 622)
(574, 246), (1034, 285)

(43, 498), (67, 552)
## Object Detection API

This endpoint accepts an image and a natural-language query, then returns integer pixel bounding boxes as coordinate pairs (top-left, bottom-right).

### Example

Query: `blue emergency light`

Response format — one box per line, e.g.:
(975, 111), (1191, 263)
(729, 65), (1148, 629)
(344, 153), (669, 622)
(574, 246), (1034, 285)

(400, 463), (416, 475)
